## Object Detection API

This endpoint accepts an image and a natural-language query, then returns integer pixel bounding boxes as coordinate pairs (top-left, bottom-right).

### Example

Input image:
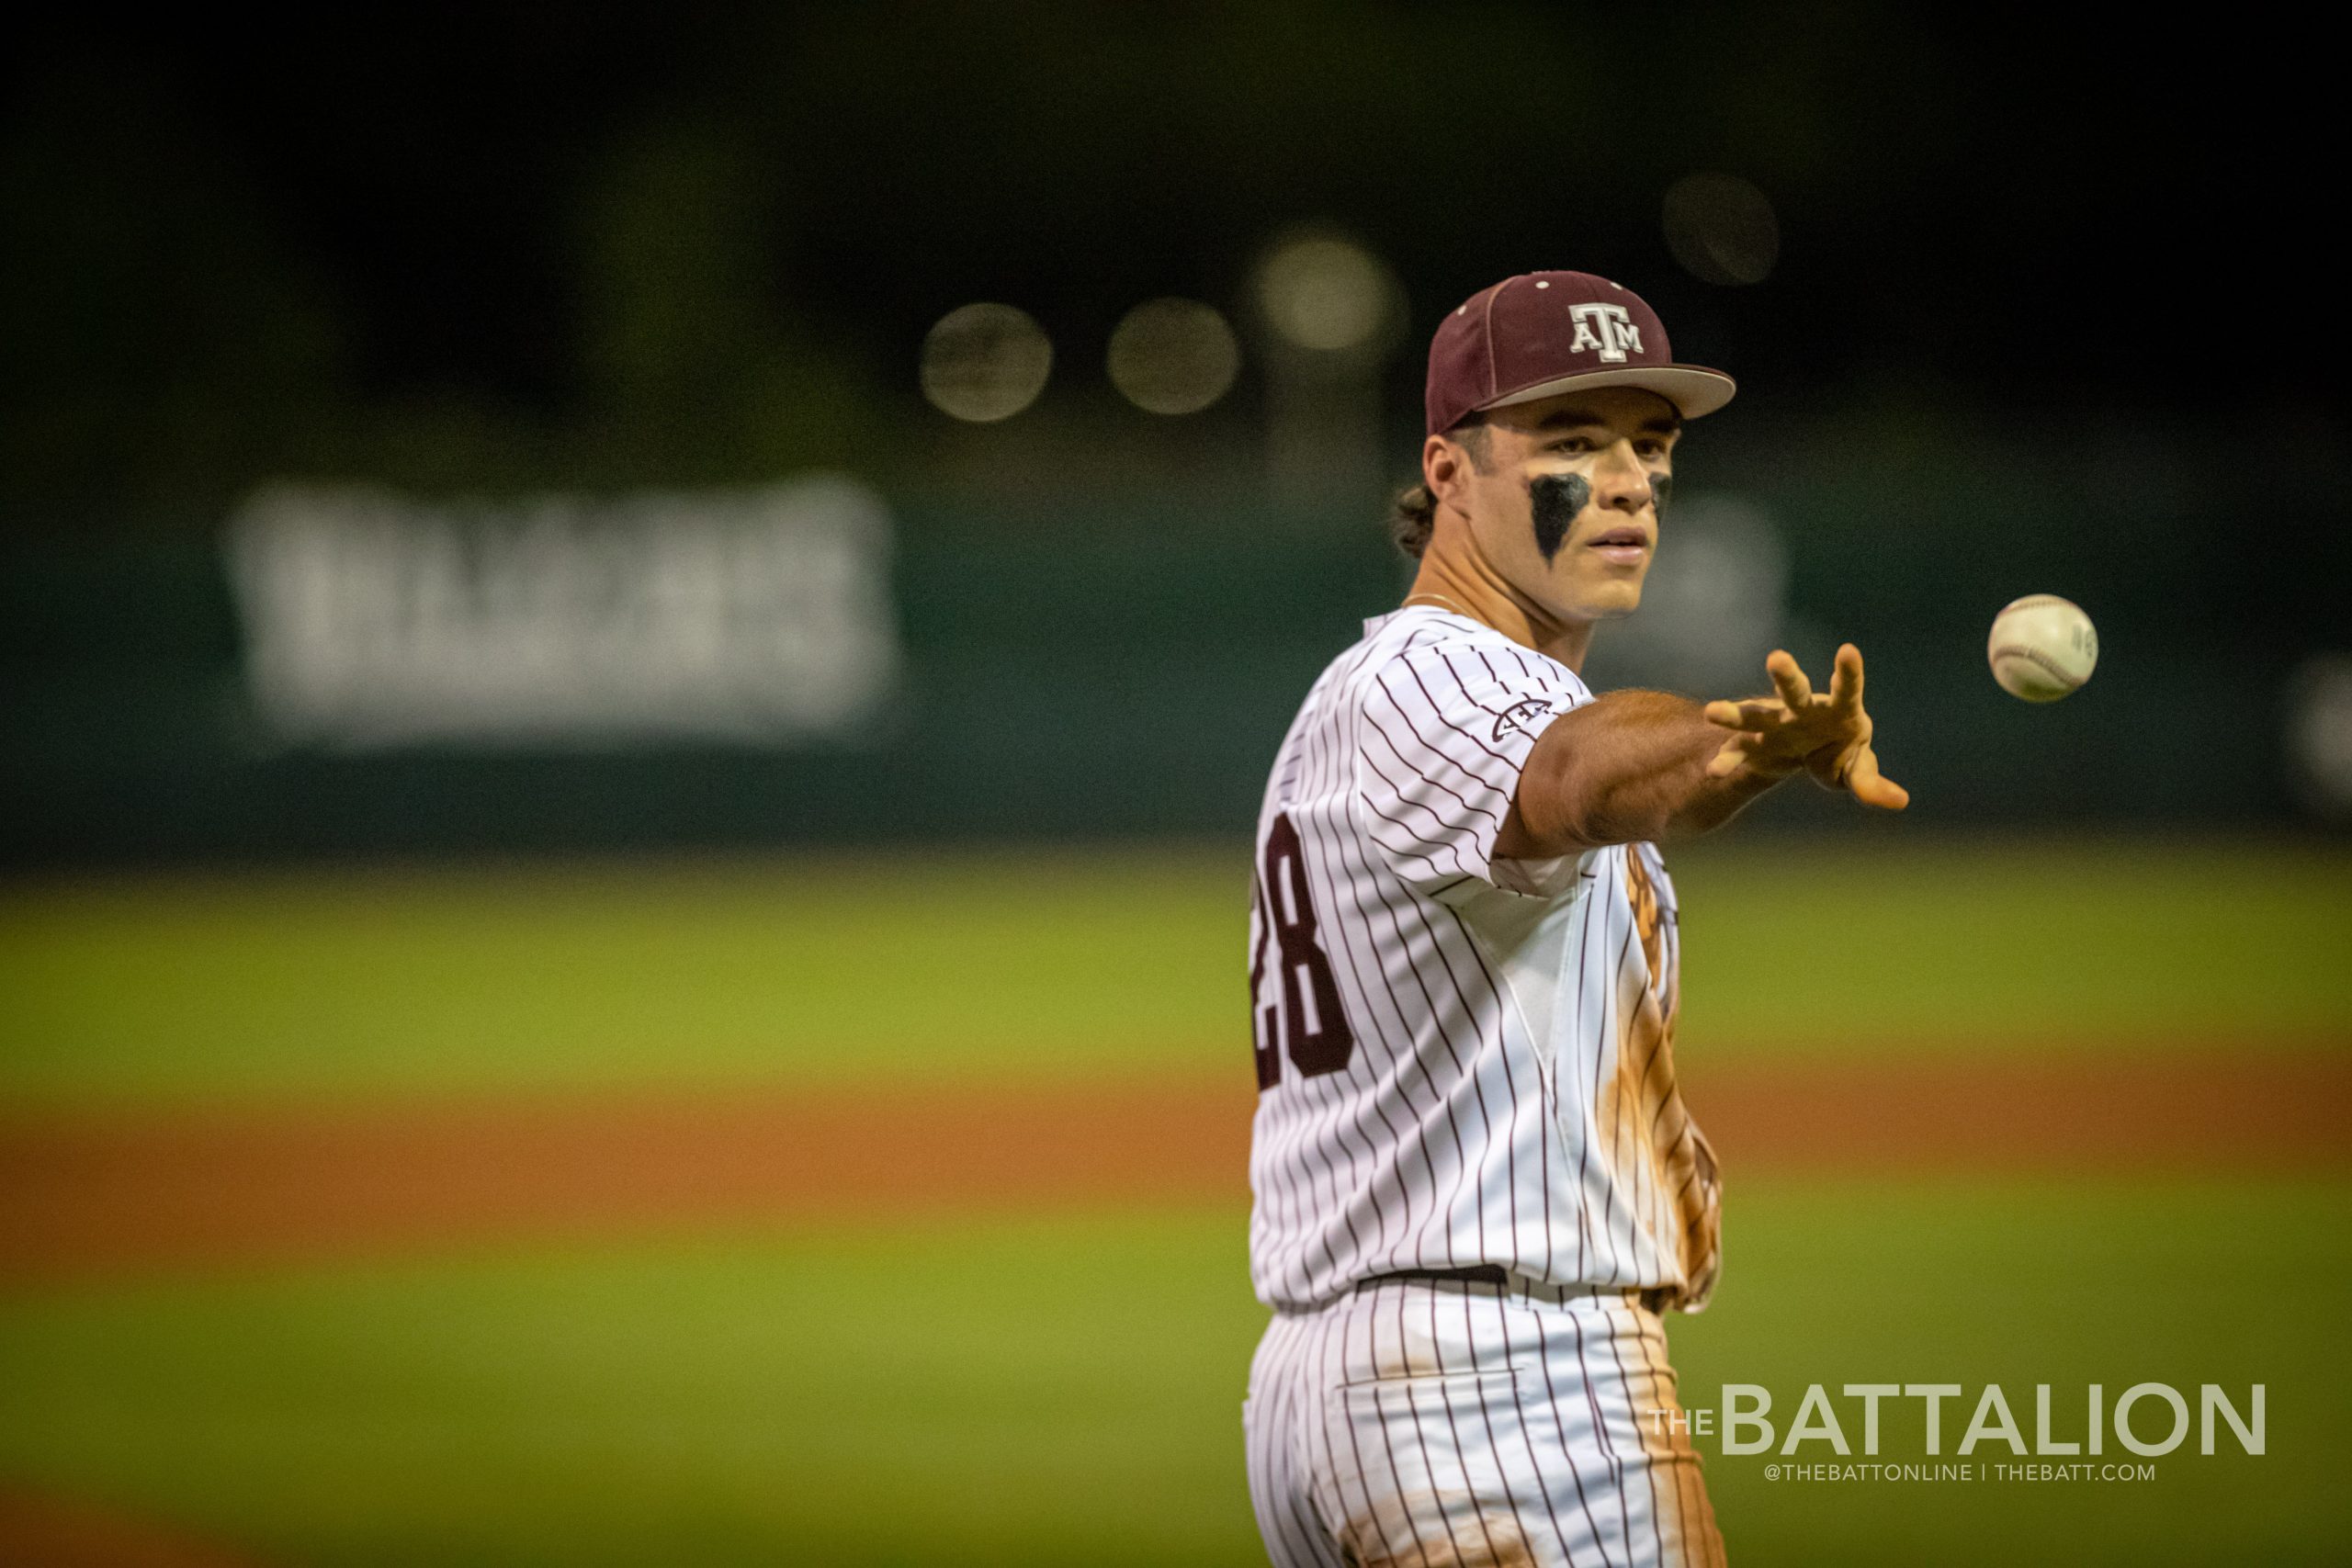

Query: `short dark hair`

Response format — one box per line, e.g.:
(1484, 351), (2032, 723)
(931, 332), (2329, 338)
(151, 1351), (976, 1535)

(1389, 413), (1487, 559)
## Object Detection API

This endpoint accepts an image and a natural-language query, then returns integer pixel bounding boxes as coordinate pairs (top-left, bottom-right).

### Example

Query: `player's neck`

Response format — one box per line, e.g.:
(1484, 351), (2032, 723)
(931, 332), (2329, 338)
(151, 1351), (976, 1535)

(1403, 535), (1593, 671)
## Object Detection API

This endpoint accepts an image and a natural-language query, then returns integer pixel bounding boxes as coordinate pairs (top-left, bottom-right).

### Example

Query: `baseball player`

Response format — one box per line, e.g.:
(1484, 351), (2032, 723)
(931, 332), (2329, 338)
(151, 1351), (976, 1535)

(1243, 270), (1905, 1567)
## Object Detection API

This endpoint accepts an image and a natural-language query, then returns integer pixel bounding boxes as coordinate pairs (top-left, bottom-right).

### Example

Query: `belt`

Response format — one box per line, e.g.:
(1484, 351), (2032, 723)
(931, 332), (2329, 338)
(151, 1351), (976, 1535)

(1357, 1266), (1673, 1314)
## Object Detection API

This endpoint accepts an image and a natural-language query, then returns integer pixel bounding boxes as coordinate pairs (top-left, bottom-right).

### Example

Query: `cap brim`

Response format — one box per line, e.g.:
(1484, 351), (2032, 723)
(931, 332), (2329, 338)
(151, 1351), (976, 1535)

(1480, 364), (1737, 421)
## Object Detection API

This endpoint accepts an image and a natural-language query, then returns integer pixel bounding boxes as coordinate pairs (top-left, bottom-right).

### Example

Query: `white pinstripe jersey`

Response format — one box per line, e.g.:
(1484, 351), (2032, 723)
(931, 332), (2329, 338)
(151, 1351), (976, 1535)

(1247, 605), (1722, 1314)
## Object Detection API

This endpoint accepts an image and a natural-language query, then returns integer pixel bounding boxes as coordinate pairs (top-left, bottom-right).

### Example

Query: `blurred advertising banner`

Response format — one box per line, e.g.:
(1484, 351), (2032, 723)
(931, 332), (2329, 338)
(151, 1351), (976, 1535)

(225, 477), (899, 749)
(0, 474), (2323, 868)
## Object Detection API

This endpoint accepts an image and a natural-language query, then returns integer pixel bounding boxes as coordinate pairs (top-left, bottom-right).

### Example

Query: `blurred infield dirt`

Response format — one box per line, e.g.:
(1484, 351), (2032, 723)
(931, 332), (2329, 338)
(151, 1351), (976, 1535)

(0, 1482), (262, 1567)
(5, 1040), (2346, 1285)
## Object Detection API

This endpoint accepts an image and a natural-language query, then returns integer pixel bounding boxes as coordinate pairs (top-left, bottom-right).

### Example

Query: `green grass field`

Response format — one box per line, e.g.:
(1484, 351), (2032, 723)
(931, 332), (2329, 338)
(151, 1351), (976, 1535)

(4, 838), (2346, 1106)
(2, 1189), (2345, 1566)
(2, 839), (2348, 1565)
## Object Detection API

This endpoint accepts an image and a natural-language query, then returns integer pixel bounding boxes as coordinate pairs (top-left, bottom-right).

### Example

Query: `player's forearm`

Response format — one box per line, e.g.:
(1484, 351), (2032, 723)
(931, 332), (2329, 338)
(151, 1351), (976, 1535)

(1502, 690), (1781, 855)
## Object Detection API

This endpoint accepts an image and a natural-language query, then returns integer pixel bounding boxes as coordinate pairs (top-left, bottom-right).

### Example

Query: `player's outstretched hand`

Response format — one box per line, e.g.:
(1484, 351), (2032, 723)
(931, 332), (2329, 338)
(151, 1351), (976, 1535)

(1701, 645), (1910, 810)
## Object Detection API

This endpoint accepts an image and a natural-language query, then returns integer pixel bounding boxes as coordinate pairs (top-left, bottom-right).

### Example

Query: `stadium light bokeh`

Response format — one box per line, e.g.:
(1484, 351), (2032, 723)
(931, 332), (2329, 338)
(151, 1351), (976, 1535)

(1662, 172), (1781, 287)
(919, 302), (1054, 422)
(1106, 298), (1240, 416)
(1252, 231), (1404, 357)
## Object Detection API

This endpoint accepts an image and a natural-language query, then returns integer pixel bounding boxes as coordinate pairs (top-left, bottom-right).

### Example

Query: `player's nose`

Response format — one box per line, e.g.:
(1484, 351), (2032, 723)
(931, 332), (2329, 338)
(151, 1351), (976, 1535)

(1592, 441), (1654, 513)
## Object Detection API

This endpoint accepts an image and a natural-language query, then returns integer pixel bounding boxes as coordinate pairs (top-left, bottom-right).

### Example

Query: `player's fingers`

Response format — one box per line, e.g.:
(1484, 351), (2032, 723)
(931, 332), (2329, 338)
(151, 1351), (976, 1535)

(1855, 773), (1910, 810)
(1767, 650), (1815, 712)
(1802, 710), (1873, 788)
(1704, 698), (1784, 732)
(1827, 643), (1866, 716)
(1843, 742), (1910, 810)
(1705, 734), (1758, 777)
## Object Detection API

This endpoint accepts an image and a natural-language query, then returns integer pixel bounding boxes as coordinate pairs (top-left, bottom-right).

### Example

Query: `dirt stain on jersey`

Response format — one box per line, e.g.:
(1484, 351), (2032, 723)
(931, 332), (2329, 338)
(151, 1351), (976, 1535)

(1616, 1308), (1731, 1567)
(1369, 1322), (1447, 1381)
(1337, 1495), (1537, 1568)
(1593, 846), (1722, 1310)
(1625, 844), (1668, 986)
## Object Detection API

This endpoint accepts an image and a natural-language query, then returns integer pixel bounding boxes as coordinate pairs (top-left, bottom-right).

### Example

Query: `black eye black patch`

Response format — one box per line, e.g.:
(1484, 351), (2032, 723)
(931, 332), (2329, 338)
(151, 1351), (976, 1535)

(1530, 474), (1589, 563)
(1650, 471), (1673, 518)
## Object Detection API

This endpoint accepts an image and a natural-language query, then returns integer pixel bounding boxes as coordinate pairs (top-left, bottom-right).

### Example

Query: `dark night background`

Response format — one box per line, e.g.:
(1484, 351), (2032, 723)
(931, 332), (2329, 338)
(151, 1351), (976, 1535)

(10, 6), (2346, 489)
(4, 3), (2348, 858)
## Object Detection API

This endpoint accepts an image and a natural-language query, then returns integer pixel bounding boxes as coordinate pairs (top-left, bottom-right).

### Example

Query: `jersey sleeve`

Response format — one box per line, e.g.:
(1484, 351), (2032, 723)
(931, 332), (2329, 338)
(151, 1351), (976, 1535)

(1353, 635), (1587, 897)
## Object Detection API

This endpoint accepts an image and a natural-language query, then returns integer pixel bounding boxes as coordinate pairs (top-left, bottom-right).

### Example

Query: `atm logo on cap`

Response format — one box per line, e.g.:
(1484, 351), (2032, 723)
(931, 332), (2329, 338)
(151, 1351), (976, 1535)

(1568, 303), (1642, 364)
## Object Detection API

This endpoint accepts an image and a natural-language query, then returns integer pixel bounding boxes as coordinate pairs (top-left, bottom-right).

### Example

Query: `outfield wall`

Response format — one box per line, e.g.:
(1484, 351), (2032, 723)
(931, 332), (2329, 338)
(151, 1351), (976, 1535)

(0, 473), (2331, 866)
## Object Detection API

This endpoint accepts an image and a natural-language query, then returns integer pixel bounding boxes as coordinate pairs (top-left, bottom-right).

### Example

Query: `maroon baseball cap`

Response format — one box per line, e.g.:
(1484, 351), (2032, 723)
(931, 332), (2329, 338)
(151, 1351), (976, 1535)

(1425, 271), (1736, 435)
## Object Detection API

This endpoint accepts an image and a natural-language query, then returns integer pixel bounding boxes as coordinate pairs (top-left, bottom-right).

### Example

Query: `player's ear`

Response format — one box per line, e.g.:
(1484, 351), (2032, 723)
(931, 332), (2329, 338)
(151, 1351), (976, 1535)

(1424, 434), (1466, 508)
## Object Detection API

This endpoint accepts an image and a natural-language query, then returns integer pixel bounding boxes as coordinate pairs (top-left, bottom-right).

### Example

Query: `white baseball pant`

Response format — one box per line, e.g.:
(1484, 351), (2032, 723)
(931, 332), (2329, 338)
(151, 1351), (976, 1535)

(1244, 1275), (1726, 1567)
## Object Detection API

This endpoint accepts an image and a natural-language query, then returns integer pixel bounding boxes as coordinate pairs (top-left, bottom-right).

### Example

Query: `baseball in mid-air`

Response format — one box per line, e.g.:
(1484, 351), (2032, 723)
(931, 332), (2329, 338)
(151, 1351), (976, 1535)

(1987, 593), (2098, 702)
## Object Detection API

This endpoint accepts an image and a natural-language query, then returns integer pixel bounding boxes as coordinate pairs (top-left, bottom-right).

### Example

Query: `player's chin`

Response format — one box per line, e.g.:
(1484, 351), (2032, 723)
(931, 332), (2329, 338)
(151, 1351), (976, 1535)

(1555, 575), (1645, 621)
